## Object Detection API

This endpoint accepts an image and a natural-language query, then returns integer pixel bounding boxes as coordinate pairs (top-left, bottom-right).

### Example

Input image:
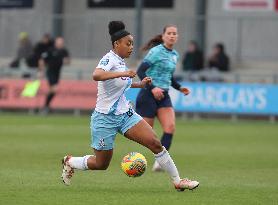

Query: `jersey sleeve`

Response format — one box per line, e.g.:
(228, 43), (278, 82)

(96, 56), (113, 71)
(143, 47), (159, 66)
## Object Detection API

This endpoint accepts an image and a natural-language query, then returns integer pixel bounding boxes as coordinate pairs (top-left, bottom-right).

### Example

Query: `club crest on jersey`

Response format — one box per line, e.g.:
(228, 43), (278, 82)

(100, 59), (109, 66)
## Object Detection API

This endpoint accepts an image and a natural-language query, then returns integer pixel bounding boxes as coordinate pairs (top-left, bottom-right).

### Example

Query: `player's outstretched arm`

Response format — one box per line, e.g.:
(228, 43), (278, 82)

(131, 77), (152, 88)
(92, 68), (136, 81)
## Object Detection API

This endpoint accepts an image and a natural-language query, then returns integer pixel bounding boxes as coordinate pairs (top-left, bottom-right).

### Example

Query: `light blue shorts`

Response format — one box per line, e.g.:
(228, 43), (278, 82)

(90, 108), (142, 150)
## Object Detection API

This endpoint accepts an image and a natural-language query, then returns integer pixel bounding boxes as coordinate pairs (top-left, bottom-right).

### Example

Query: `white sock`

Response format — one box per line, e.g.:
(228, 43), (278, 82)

(154, 147), (181, 184)
(68, 155), (92, 170)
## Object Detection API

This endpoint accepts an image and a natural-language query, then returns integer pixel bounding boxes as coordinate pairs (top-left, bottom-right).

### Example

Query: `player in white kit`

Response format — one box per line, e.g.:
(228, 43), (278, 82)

(61, 21), (199, 191)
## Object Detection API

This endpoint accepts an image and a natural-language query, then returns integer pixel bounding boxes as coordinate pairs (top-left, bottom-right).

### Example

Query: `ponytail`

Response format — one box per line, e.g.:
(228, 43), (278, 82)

(141, 34), (163, 51)
(141, 24), (177, 51)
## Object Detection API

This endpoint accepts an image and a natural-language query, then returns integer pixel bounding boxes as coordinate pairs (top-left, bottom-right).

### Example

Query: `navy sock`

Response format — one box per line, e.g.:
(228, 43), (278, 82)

(160, 132), (173, 150)
(45, 92), (55, 108)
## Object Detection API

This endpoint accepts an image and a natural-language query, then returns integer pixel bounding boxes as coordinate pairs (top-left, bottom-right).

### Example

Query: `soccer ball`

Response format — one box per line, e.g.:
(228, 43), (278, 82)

(121, 152), (147, 177)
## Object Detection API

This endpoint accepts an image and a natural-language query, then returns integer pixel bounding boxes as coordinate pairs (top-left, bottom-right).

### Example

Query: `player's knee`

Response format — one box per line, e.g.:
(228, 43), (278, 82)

(164, 123), (175, 133)
(49, 86), (57, 93)
(149, 137), (163, 153)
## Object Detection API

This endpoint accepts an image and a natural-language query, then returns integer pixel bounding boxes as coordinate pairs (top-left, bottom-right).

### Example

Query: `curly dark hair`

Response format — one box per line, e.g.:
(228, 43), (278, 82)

(108, 21), (125, 36)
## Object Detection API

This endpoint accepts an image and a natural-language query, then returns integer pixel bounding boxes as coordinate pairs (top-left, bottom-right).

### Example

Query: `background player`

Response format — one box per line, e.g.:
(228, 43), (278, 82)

(39, 37), (70, 114)
(136, 25), (190, 171)
(61, 21), (199, 191)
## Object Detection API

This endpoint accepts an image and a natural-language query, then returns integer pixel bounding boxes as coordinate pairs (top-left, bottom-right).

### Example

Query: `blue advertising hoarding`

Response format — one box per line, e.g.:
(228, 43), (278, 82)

(126, 82), (278, 115)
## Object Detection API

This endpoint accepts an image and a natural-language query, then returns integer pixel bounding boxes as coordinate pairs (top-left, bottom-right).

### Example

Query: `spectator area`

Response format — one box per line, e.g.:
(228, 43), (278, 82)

(1, 57), (278, 84)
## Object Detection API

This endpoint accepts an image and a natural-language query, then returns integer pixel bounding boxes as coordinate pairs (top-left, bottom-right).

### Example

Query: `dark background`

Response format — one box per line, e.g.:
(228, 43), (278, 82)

(88, 0), (174, 8)
(0, 0), (33, 8)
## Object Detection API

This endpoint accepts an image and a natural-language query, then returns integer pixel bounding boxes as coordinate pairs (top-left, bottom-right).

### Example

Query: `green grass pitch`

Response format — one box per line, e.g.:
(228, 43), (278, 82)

(0, 114), (277, 205)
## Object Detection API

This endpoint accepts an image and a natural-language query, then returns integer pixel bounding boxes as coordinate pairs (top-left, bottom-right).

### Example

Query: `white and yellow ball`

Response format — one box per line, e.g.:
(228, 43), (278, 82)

(121, 152), (147, 177)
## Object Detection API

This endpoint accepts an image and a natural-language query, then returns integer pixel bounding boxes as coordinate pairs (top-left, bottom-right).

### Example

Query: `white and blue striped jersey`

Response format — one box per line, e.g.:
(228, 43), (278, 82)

(95, 50), (132, 115)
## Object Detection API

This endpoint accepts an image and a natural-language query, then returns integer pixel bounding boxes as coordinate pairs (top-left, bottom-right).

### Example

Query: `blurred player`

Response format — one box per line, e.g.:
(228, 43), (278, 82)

(61, 21), (199, 191)
(136, 25), (190, 171)
(39, 37), (70, 114)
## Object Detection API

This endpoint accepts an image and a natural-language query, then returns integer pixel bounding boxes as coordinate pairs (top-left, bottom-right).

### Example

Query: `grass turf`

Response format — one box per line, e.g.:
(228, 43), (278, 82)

(0, 114), (277, 205)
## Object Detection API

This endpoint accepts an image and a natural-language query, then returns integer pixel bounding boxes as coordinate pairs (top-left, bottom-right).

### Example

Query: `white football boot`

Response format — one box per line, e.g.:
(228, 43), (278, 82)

(174, 178), (199, 192)
(61, 155), (74, 186)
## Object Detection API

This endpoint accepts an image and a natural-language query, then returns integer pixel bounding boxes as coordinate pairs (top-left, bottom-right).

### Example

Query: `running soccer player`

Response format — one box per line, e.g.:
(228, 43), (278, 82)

(39, 37), (70, 114)
(136, 25), (191, 172)
(61, 21), (199, 191)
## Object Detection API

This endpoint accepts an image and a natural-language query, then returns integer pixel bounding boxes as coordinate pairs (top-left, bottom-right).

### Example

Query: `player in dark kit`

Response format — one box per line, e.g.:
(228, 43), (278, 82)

(39, 37), (70, 113)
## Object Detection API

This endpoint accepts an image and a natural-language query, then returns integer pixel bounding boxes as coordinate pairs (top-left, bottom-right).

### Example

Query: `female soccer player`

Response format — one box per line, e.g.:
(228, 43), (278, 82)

(136, 25), (190, 172)
(61, 21), (199, 191)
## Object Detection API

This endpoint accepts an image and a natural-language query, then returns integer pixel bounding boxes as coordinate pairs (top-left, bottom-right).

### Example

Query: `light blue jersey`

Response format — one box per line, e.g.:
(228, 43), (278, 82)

(143, 44), (179, 90)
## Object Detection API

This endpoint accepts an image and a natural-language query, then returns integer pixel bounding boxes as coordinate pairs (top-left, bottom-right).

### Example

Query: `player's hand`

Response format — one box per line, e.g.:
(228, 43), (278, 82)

(180, 87), (190, 95)
(122, 70), (136, 78)
(151, 87), (164, 101)
(140, 77), (152, 87)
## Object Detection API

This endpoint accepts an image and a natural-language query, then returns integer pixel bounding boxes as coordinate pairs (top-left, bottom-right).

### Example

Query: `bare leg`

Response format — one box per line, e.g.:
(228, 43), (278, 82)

(157, 107), (175, 150)
(125, 120), (162, 154)
(124, 119), (181, 185)
(68, 149), (113, 171)
(143, 117), (155, 128)
(157, 107), (175, 134)
(87, 149), (113, 170)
